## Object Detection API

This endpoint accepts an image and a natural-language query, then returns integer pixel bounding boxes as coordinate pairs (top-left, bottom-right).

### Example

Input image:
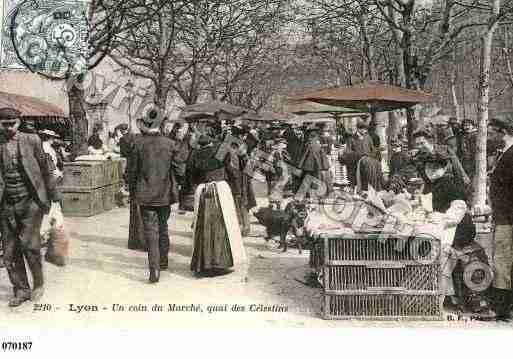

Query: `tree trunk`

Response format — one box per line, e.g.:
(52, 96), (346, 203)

(449, 48), (461, 120)
(68, 78), (89, 159)
(474, 1), (501, 208)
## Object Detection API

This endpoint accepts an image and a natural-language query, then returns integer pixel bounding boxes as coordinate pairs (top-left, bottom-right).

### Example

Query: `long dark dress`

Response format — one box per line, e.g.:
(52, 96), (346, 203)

(190, 184), (234, 274)
(187, 143), (234, 275)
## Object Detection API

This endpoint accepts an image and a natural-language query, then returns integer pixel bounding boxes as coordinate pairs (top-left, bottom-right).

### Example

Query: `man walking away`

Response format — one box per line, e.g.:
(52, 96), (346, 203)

(128, 110), (180, 283)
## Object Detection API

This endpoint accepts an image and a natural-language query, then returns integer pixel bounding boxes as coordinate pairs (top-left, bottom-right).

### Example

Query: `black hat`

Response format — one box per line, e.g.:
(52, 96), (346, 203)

(423, 151), (450, 166)
(356, 119), (369, 129)
(412, 127), (434, 139)
(114, 123), (129, 132)
(0, 108), (21, 121)
(138, 108), (164, 132)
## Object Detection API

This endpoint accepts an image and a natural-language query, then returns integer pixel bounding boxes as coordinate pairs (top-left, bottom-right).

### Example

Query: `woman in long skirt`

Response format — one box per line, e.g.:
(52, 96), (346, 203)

(190, 183), (233, 275)
(187, 131), (246, 276)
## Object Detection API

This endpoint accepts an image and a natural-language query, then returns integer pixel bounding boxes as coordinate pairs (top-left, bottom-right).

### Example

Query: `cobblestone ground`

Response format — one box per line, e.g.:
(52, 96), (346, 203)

(0, 187), (511, 329)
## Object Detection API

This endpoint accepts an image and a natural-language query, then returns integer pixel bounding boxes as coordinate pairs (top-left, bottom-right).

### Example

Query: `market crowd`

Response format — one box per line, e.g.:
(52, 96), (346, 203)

(1, 105), (513, 323)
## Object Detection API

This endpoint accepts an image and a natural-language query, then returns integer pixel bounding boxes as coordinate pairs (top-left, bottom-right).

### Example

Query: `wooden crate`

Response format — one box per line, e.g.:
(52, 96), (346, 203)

(61, 188), (104, 217)
(61, 161), (107, 189)
(318, 233), (443, 320)
(61, 160), (125, 190)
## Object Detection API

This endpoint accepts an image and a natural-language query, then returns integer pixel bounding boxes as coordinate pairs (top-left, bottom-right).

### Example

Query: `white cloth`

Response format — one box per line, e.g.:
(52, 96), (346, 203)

(192, 181), (248, 267)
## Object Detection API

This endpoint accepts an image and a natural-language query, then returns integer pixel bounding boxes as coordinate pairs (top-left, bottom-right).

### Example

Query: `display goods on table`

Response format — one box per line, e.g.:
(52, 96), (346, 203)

(305, 191), (450, 320)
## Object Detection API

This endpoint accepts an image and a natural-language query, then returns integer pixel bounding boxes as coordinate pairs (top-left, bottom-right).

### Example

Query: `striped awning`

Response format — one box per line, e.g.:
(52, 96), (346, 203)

(0, 91), (66, 118)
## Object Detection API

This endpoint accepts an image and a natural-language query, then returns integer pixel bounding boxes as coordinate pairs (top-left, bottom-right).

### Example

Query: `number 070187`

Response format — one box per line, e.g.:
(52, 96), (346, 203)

(1, 342), (32, 351)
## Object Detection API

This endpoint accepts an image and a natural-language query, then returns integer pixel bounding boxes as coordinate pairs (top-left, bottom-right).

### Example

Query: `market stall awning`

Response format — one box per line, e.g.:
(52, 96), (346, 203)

(178, 101), (251, 121)
(283, 113), (338, 126)
(0, 91), (66, 118)
(289, 81), (433, 112)
(284, 99), (360, 114)
(233, 111), (295, 123)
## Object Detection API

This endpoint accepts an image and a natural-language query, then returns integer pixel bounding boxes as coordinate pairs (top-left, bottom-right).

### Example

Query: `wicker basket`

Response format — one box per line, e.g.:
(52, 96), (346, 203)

(318, 233), (443, 320)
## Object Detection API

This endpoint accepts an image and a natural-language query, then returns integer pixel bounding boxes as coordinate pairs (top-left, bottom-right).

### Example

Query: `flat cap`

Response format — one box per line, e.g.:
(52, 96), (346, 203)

(0, 108), (22, 120)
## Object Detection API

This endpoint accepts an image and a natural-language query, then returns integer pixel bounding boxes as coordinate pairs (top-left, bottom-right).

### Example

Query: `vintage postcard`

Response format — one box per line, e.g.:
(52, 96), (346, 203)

(1, 1), (513, 352)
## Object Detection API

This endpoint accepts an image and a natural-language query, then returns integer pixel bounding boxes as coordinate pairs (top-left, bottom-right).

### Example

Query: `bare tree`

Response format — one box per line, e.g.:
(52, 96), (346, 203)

(66, 0), (172, 157)
(474, 0), (513, 208)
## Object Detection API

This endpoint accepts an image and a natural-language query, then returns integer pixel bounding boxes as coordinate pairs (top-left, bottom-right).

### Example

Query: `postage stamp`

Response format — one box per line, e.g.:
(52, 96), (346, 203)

(8, 0), (88, 78)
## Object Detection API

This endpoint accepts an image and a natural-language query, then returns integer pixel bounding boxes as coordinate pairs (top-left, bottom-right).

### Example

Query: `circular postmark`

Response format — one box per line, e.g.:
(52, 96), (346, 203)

(9, 0), (89, 79)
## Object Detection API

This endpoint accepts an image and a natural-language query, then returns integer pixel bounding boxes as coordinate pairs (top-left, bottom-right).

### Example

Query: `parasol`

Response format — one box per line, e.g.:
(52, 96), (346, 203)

(233, 111), (294, 123)
(178, 101), (251, 122)
(289, 81), (433, 113)
(284, 99), (360, 115)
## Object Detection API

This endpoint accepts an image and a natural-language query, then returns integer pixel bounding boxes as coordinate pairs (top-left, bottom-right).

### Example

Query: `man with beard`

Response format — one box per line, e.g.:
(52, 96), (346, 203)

(0, 108), (60, 306)
(488, 116), (513, 320)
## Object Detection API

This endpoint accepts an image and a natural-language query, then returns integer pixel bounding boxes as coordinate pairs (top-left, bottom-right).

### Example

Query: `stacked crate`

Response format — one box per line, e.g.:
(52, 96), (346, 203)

(316, 232), (443, 320)
(59, 160), (123, 217)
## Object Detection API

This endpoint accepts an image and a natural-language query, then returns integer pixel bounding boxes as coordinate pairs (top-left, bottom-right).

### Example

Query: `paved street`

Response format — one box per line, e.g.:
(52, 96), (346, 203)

(1, 190), (512, 329)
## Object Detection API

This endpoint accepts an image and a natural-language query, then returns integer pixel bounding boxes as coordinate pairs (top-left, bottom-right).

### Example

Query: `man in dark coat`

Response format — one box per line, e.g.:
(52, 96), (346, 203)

(488, 116), (513, 320)
(283, 123), (303, 193)
(229, 124), (257, 236)
(458, 118), (477, 184)
(128, 111), (180, 283)
(345, 119), (375, 157)
(298, 126), (332, 198)
(0, 108), (61, 306)
(342, 120), (374, 189)
(389, 139), (409, 177)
